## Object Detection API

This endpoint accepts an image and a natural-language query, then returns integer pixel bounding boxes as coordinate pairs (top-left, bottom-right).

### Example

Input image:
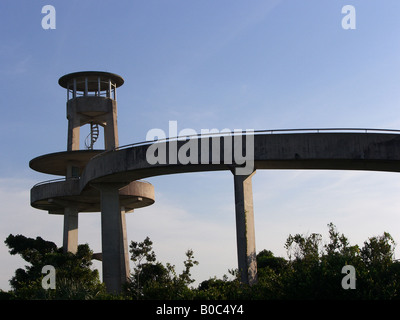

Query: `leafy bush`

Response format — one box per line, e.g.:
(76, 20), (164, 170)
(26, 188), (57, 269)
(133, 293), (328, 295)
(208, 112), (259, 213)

(4, 223), (400, 300)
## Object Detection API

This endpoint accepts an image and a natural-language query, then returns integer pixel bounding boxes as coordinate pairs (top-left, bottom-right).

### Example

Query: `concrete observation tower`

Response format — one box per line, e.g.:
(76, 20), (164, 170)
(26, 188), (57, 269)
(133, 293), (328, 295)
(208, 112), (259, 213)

(30, 71), (155, 293)
(28, 72), (400, 293)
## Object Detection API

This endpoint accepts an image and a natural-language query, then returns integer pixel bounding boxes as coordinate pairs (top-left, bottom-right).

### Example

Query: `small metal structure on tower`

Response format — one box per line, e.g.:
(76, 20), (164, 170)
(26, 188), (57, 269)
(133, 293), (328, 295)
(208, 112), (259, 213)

(30, 71), (155, 293)
(85, 123), (100, 150)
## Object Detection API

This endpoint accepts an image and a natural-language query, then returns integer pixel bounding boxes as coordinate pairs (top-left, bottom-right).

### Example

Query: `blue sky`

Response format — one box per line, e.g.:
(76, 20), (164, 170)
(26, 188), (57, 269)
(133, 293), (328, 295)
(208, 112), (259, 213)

(2, 0), (400, 290)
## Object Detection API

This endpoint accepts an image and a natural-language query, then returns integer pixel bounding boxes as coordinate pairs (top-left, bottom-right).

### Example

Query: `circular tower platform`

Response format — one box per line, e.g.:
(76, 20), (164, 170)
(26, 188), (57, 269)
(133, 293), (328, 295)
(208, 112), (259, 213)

(29, 150), (104, 176)
(58, 71), (124, 90)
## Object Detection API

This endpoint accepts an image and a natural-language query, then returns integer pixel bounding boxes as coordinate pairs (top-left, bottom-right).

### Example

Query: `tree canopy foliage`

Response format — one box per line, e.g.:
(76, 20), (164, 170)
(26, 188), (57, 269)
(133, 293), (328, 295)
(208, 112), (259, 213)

(2, 223), (400, 300)
(3, 234), (105, 299)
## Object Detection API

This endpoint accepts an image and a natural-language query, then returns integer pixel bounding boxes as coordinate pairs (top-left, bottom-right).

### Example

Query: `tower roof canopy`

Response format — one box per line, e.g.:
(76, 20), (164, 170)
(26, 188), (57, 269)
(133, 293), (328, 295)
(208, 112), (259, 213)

(58, 71), (124, 90)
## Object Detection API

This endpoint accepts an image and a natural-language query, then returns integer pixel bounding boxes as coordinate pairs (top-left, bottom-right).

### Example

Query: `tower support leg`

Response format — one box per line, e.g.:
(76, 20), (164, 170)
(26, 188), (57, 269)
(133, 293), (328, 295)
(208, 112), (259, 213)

(120, 206), (130, 278)
(63, 206), (79, 254)
(95, 183), (129, 294)
(233, 170), (257, 285)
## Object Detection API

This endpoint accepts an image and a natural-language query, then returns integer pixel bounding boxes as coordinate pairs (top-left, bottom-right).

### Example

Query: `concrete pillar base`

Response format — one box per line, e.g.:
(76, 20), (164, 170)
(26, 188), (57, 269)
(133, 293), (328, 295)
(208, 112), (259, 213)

(63, 206), (79, 254)
(233, 170), (257, 286)
(95, 183), (130, 294)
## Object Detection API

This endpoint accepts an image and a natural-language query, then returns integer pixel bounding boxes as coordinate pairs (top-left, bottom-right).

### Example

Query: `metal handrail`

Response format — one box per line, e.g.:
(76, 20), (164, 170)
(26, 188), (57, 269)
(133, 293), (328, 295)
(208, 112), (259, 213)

(33, 177), (69, 187)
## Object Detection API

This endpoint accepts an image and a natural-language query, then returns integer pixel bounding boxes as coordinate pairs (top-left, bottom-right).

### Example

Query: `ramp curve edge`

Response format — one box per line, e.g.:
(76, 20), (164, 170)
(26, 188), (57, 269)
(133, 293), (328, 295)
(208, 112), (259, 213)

(79, 130), (400, 191)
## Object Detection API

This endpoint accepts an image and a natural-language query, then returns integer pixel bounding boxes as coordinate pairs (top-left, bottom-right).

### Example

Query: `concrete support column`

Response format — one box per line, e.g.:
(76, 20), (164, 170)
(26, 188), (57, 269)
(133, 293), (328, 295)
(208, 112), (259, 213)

(67, 113), (80, 151)
(233, 170), (257, 285)
(63, 206), (79, 254)
(104, 102), (119, 150)
(96, 183), (129, 294)
(120, 206), (130, 277)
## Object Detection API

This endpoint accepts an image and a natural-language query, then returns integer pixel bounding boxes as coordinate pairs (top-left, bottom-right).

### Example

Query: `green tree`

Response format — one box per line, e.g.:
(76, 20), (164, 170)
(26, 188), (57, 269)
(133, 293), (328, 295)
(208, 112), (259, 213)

(128, 236), (157, 299)
(281, 223), (400, 299)
(126, 237), (199, 300)
(358, 232), (398, 299)
(283, 232), (323, 299)
(4, 234), (104, 299)
(253, 250), (288, 299)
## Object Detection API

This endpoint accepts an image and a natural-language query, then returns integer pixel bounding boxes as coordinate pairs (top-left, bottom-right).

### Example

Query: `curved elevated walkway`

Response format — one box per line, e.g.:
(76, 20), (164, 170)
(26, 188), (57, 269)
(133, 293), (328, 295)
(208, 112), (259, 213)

(80, 130), (400, 190)
(75, 129), (400, 286)
(30, 128), (400, 290)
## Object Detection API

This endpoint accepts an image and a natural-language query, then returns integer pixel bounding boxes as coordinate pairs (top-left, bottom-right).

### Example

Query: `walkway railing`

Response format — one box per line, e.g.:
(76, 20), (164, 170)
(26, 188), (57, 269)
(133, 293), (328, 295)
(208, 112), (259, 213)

(113, 128), (400, 152)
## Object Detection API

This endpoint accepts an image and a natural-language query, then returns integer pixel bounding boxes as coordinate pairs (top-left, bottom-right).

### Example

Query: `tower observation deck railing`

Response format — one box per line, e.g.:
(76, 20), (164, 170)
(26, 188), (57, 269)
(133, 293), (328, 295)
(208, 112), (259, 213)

(33, 177), (152, 188)
(32, 177), (78, 188)
(66, 77), (117, 101)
